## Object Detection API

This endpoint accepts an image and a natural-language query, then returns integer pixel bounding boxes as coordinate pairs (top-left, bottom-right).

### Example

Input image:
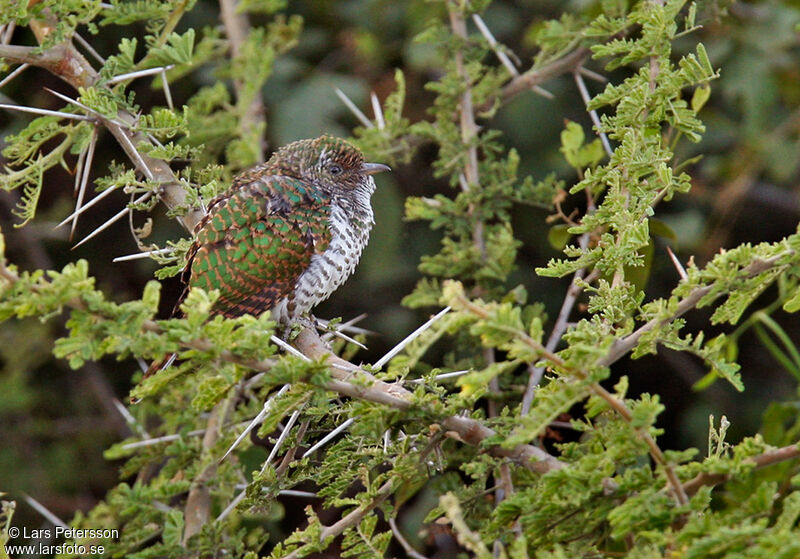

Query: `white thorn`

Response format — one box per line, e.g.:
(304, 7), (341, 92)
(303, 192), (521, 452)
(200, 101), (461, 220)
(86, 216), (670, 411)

(106, 65), (175, 84)
(0, 103), (94, 121)
(579, 66), (607, 83)
(373, 307), (451, 369)
(111, 398), (150, 438)
(666, 246), (688, 281)
(216, 490), (246, 522)
(115, 129), (155, 180)
(70, 127), (98, 240)
(370, 92), (385, 130)
(72, 141), (87, 195)
(56, 183), (122, 228)
(220, 384), (291, 462)
(325, 327), (367, 350)
(120, 429), (206, 450)
(160, 68), (174, 110)
(72, 192), (152, 249)
(264, 408), (301, 467)
(472, 14), (518, 76)
(278, 490), (318, 498)
(270, 335), (311, 361)
(573, 71), (614, 157)
(112, 248), (175, 262)
(22, 494), (68, 528)
(334, 87), (373, 129)
(407, 369), (471, 384)
(472, 14), (553, 99)
(73, 33), (106, 65)
(300, 417), (356, 459)
(217, 408), (307, 520)
(458, 173), (470, 192)
(0, 63), (30, 89)
(317, 314), (373, 336)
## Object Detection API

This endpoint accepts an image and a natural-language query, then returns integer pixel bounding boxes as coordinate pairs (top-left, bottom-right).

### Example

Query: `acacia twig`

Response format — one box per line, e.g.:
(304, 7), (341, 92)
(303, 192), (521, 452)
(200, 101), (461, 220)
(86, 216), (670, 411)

(0, 258), (567, 476)
(478, 46), (591, 112)
(282, 480), (395, 559)
(183, 400), (226, 544)
(598, 253), (792, 368)
(219, 0), (266, 162)
(0, 30), (204, 233)
(682, 443), (800, 497)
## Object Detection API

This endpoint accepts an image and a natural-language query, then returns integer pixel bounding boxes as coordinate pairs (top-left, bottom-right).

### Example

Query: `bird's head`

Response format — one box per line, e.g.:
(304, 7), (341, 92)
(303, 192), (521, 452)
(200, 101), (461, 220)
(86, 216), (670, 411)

(268, 136), (390, 193)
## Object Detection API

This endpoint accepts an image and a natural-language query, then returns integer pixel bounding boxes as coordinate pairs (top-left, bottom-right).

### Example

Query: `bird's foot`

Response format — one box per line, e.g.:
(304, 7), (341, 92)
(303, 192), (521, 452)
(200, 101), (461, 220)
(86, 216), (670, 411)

(285, 314), (319, 342)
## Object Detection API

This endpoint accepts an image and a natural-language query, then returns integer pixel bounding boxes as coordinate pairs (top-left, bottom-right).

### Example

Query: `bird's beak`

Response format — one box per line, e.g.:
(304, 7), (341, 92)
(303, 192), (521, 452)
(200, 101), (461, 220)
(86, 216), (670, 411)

(360, 162), (391, 175)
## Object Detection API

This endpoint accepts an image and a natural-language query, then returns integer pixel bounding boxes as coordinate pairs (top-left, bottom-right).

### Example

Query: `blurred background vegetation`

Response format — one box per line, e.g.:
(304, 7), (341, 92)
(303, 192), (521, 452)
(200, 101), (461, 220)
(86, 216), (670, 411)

(1, 0), (799, 546)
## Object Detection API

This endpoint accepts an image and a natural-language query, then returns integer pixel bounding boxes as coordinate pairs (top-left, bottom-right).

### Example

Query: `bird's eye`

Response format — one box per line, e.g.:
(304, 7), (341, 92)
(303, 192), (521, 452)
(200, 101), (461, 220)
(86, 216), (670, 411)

(329, 164), (343, 175)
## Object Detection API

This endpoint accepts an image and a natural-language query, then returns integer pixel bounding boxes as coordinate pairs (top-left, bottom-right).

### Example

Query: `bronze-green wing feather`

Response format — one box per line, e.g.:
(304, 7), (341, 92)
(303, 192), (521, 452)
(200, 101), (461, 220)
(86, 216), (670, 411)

(184, 175), (332, 318)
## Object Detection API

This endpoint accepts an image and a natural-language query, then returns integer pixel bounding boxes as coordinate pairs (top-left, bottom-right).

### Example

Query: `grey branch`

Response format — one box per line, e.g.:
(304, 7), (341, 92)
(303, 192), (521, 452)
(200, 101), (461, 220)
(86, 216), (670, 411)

(0, 39), (203, 233)
(219, 0), (266, 162)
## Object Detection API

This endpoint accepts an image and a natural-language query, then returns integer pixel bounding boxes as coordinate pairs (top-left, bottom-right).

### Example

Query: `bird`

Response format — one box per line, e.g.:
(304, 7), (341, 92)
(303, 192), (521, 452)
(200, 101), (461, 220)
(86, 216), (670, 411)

(141, 135), (389, 384)
(184, 135), (390, 322)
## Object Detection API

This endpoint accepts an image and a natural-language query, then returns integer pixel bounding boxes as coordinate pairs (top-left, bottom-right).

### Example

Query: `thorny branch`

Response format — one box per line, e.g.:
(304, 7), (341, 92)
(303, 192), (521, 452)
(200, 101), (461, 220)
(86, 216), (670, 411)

(5, 5), (794, 553)
(682, 443), (800, 497)
(449, 248), (800, 507)
(0, 22), (204, 232)
(282, 480), (395, 559)
(0, 261), (566, 476)
(479, 46), (591, 111)
(218, 0), (266, 162)
(448, 4), (514, 507)
(598, 253), (793, 369)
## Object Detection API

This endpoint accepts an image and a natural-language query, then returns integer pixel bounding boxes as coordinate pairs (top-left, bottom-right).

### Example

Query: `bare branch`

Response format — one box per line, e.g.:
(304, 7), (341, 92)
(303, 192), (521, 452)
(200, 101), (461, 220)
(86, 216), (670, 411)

(0, 36), (203, 233)
(598, 252), (792, 368)
(591, 383), (688, 505)
(183, 400), (227, 544)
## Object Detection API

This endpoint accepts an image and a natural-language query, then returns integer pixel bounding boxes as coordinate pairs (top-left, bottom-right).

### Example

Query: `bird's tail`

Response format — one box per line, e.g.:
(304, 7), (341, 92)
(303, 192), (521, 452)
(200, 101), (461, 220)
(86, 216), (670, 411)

(131, 353), (177, 404)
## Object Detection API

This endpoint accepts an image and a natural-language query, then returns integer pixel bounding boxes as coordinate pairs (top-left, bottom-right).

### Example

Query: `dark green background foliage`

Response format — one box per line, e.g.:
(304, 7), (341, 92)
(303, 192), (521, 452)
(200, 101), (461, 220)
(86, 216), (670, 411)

(2, 0), (800, 557)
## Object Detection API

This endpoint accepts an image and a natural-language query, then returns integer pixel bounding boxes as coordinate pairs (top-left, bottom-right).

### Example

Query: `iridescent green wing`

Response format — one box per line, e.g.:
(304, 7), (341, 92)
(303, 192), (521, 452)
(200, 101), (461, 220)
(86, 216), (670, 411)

(186, 175), (331, 318)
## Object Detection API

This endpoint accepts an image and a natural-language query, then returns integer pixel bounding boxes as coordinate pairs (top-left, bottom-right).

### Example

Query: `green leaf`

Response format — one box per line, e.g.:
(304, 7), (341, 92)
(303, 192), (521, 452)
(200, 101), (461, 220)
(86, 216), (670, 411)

(149, 29), (196, 66)
(548, 224), (572, 250)
(784, 290), (800, 313)
(691, 84), (711, 113)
